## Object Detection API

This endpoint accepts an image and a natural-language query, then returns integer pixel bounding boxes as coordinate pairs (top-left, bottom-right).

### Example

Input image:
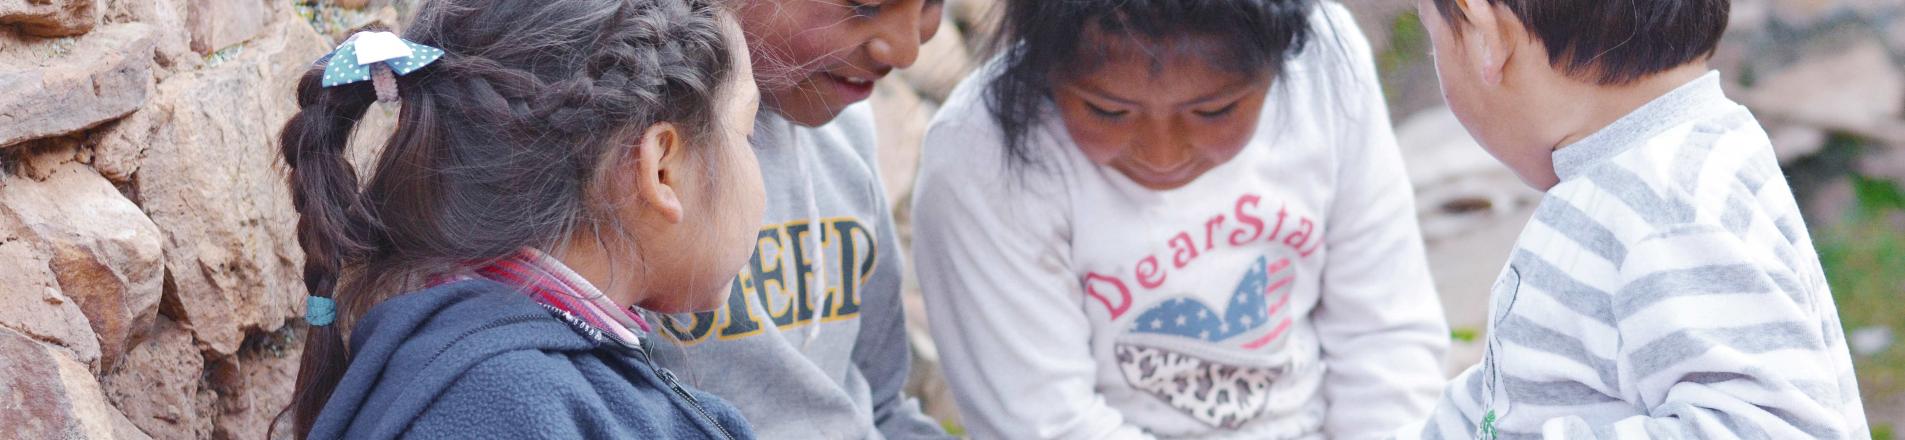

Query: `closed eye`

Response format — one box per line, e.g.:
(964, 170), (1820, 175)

(1085, 101), (1129, 118)
(1193, 101), (1241, 118)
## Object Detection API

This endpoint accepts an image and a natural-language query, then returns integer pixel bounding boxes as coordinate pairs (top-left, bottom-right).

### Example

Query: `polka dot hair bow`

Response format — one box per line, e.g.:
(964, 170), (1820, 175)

(319, 31), (443, 102)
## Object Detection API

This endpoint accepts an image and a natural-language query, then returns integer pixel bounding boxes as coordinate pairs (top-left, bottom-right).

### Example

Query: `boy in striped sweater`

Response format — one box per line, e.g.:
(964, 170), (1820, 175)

(1406, 0), (1871, 438)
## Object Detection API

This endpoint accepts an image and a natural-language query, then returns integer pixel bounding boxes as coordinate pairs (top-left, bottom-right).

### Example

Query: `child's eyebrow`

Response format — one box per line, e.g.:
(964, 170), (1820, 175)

(1171, 75), (1268, 109)
(1067, 83), (1142, 107)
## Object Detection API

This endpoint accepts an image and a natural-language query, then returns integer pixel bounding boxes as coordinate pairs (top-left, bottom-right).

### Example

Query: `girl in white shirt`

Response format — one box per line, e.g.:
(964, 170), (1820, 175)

(911, 1), (1449, 438)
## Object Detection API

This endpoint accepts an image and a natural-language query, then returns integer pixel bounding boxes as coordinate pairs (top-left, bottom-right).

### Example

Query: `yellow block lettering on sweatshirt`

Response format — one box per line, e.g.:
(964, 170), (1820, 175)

(659, 217), (878, 345)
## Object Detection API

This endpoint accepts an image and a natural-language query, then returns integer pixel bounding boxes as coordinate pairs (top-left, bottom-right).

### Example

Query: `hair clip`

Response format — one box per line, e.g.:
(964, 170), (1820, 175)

(306, 296), (338, 327)
(319, 31), (444, 102)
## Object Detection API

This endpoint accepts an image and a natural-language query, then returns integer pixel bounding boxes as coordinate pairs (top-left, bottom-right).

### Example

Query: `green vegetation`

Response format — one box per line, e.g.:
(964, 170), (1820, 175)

(1819, 174), (1905, 399)
(941, 420), (966, 437)
(1450, 326), (1480, 343)
(1377, 11), (1429, 106)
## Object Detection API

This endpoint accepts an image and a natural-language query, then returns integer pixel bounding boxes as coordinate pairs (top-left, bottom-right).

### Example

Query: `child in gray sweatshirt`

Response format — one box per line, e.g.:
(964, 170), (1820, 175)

(641, 0), (953, 438)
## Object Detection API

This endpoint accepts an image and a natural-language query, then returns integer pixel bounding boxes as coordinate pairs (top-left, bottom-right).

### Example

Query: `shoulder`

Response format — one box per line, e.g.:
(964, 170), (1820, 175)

(438, 350), (598, 403)
(919, 60), (1056, 187)
(1591, 106), (1775, 227)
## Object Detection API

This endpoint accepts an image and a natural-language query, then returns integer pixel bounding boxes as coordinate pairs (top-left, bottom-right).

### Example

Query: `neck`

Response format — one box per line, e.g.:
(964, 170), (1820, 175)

(1541, 63), (1711, 153)
(552, 233), (646, 308)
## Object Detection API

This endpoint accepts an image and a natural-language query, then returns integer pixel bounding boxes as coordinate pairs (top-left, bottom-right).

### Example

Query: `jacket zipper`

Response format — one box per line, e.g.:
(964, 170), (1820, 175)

(632, 343), (738, 440)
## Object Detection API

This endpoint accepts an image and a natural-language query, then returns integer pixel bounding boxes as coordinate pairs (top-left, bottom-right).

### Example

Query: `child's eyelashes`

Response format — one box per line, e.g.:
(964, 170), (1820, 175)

(1084, 102), (1129, 119)
(846, 0), (883, 18)
(1193, 102), (1241, 118)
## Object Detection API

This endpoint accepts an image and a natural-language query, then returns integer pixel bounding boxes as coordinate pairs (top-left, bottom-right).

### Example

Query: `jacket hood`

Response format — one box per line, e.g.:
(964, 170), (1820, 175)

(307, 279), (601, 439)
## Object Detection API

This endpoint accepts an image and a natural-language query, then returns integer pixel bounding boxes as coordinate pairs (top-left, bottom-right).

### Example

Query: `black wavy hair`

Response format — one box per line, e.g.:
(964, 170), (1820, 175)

(1427, 0), (1729, 85)
(983, 0), (1318, 168)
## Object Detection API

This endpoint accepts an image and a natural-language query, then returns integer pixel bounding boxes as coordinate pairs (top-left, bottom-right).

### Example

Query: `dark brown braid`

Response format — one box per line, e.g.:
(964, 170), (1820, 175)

(276, 0), (736, 436)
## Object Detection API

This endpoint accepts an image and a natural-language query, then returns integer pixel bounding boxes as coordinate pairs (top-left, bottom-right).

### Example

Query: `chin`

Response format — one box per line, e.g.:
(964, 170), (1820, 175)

(646, 280), (734, 314)
(777, 103), (846, 127)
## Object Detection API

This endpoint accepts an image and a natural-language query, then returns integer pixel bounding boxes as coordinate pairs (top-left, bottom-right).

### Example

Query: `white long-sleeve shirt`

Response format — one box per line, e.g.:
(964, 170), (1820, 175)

(911, 4), (1448, 439)
(1408, 73), (1870, 439)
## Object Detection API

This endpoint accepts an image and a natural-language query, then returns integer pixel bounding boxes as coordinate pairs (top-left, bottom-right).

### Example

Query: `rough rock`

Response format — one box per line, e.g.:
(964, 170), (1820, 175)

(0, 144), (165, 371)
(103, 0), (198, 73)
(0, 213), (104, 368)
(90, 97), (174, 183)
(0, 22), (156, 148)
(187, 0), (269, 54)
(1747, 42), (1904, 138)
(103, 317), (213, 440)
(0, 327), (151, 439)
(211, 328), (301, 440)
(133, 15), (328, 356)
(0, 0), (99, 37)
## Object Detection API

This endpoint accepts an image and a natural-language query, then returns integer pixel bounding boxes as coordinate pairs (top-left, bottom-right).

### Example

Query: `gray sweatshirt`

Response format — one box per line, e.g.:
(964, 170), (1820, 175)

(644, 104), (949, 439)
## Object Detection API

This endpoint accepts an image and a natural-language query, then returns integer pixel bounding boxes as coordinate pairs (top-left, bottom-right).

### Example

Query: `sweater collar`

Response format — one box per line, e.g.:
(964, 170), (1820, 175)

(1551, 71), (1735, 182)
(431, 248), (651, 349)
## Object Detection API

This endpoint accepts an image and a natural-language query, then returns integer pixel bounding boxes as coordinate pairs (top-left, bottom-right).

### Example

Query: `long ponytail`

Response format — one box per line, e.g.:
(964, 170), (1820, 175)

(279, 65), (377, 438)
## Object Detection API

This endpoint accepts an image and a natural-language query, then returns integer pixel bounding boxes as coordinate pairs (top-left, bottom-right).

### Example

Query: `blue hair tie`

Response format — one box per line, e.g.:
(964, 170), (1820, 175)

(306, 296), (337, 327)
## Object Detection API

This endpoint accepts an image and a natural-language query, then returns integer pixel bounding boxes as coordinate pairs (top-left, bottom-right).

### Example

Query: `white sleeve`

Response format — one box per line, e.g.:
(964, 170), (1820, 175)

(1308, 4), (1451, 438)
(911, 115), (1154, 440)
(1532, 225), (1862, 439)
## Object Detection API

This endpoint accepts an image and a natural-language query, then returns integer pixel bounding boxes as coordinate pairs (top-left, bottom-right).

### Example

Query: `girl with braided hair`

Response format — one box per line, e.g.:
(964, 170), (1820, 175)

(911, 0), (1450, 438)
(276, 0), (764, 438)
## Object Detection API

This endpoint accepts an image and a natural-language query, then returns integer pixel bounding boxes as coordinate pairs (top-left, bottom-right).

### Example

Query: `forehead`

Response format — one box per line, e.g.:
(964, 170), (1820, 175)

(1063, 31), (1263, 104)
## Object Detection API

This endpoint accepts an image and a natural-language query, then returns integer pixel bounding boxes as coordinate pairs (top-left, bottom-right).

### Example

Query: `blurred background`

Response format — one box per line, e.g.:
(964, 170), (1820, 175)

(0, 0), (1897, 438)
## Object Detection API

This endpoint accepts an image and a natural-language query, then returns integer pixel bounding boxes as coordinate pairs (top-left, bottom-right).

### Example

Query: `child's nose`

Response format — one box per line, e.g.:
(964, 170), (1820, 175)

(867, 3), (933, 69)
(1131, 120), (1192, 168)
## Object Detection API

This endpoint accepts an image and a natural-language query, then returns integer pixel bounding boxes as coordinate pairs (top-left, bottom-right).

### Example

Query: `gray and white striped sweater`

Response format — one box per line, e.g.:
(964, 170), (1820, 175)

(1410, 72), (1869, 439)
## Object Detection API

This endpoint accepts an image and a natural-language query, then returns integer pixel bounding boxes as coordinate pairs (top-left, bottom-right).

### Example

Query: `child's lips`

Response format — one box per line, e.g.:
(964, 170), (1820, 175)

(821, 72), (879, 103)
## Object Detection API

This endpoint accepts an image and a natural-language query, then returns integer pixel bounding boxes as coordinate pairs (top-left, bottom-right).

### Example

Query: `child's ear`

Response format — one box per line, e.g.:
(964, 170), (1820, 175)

(631, 122), (686, 224)
(1456, 0), (1513, 86)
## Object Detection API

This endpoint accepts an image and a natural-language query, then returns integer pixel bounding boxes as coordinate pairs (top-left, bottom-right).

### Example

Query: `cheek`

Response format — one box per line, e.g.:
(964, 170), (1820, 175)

(726, 143), (766, 237)
(1060, 116), (1130, 165)
(1190, 117), (1257, 161)
(742, 5), (855, 85)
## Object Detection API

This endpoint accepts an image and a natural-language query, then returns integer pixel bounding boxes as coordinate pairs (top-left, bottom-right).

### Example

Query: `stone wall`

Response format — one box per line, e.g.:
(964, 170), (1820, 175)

(0, 0), (391, 438)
